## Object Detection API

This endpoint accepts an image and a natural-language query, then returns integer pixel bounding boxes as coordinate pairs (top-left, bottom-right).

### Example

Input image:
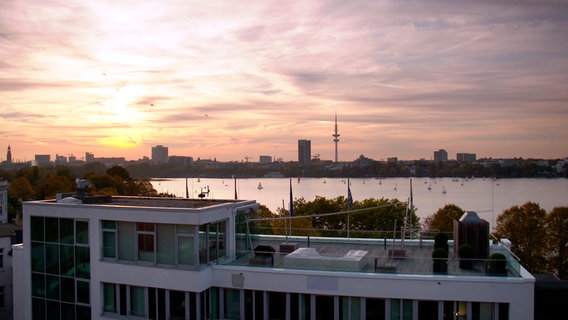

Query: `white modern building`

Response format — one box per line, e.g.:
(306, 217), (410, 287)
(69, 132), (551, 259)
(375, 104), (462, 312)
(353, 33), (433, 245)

(13, 193), (535, 319)
(1, 223), (22, 320)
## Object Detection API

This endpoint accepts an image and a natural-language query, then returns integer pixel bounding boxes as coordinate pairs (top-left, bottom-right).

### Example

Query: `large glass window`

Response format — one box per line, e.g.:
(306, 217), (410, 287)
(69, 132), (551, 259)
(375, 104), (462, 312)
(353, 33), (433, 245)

(130, 286), (146, 317)
(31, 216), (45, 242)
(225, 289), (241, 320)
(103, 283), (116, 313)
(118, 221), (135, 261)
(59, 219), (74, 244)
(0, 286), (5, 309)
(157, 224), (175, 264)
(45, 217), (59, 243)
(178, 225), (196, 266)
(170, 290), (186, 320)
(137, 223), (155, 262)
(366, 298), (385, 320)
(76, 220), (89, 245)
(30, 217), (91, 319)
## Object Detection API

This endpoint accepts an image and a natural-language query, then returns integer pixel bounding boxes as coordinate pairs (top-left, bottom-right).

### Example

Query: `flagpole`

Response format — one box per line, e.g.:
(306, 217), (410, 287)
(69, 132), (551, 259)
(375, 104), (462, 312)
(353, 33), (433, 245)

(348, 179), (350, 239)
(289, 178), (294, 239)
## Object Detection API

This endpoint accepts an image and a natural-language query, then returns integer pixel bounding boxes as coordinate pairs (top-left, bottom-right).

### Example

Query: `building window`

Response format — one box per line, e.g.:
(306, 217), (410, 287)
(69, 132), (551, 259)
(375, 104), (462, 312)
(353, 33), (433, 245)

(137, 223), (155, 262)
(103, 283), (117, 313)
(130, 286), (146, 317)
(0, 286), (4, 309)
(76, 220), (89, 245)
(177, 225), (195, 265)
(30, 216), (91, 319)
(102, 220), (117, 259)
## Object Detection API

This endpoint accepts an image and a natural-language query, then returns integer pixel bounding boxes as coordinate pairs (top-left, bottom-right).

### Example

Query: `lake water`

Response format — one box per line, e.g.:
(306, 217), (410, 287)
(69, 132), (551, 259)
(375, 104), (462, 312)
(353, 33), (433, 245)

(151, 177), (568, 229)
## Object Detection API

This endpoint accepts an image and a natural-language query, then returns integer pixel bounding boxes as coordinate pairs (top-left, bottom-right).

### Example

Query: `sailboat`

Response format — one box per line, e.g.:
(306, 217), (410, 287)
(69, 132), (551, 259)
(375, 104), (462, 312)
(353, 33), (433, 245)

(442, 186), (447, 194)
(257, 182), (263, 190)
(427, 183), (432, 191)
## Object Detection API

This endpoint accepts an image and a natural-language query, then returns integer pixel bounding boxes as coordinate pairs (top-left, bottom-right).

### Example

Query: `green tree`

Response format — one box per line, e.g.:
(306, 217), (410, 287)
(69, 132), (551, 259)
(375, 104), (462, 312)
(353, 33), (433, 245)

(545, 206), (568, 279)
(423, 204), (465, 233)
(494, 202), (547, 273)
(107, 166), (132, 181)
(46, 175), (75, 198)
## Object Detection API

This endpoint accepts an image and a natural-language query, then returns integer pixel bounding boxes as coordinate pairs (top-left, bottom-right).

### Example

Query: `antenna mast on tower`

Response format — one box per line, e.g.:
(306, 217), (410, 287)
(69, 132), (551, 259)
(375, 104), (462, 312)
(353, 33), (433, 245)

(332, 112), (340, 162)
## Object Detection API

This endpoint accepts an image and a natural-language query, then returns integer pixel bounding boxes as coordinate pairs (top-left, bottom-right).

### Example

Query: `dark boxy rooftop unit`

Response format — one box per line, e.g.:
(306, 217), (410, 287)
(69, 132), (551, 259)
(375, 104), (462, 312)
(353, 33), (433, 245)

(453, 211), (490, 259)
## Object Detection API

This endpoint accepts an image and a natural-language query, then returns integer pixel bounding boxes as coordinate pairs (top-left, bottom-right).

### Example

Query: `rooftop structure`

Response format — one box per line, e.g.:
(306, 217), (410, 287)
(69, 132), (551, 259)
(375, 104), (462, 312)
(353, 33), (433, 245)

(14, 193), (534, 319)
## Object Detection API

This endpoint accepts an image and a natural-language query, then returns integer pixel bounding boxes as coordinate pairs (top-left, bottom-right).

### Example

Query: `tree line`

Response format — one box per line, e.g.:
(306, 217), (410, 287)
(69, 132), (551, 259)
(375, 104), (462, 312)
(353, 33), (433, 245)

(2, 165), (170, 222)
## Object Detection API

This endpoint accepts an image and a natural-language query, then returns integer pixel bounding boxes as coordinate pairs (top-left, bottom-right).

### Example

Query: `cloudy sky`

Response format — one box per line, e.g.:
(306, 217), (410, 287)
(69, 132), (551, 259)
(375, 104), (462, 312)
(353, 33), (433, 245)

(1, 0), (567, 162)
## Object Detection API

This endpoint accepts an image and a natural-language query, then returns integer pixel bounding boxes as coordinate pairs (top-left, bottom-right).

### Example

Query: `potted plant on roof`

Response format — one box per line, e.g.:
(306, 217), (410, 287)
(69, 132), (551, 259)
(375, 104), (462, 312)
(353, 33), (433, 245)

(432, 247), (448, 274)
(434, 232), (449, 252)
(458, 243), (474, 270)
(487, 253), (507, 276)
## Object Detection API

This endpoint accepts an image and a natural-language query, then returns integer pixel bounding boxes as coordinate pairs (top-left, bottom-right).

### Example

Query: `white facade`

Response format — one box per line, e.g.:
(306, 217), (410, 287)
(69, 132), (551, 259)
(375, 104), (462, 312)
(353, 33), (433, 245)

(15, 196), (535, 320)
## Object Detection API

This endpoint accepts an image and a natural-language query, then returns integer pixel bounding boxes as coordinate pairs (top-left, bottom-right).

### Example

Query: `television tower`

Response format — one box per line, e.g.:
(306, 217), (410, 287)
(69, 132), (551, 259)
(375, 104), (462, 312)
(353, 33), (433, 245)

(332, 112), (340, 162)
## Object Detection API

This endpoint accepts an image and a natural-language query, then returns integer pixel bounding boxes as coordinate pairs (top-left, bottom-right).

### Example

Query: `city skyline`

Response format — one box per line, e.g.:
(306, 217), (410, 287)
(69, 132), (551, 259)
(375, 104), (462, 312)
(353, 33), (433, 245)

(1, 1), (568, 162)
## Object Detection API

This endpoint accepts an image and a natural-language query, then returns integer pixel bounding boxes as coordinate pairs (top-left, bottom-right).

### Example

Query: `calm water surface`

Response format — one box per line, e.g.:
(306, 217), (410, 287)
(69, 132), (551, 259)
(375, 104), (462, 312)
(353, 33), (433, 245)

(152, 177), (568, 228)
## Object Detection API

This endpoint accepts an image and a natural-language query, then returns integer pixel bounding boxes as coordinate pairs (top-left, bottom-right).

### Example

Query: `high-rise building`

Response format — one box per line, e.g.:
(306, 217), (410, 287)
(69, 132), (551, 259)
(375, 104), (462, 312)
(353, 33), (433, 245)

(13, 194), (535, 319)
(259, 155), (272, 164)
(298, 140), (311, 165)
(34, 155), (51, 166)
(457, 153), (477, 162)
(433, 149), (448, 162)
(152, 145), (169, 163)
(85, 152), (94, 163)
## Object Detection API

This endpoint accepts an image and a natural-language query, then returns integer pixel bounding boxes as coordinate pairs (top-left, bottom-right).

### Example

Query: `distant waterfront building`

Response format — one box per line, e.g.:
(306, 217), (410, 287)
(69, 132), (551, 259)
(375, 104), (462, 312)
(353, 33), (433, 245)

(168, 156), (193, 167)
(0, 180), (7, 223)
(433, 149), (448, 162)
(456, 153), (476, 162)
(387, 157), (398, 163)
(298, 139), (311, 165)
(152, 145), (169, 163)
(6, 145), (12, 164)
(34, 154), (51, 166)
(259, 155), (272, 164)
(85, 152), (95, 163)
(55, 154), (68, 164)
(68, 155), (77, 163)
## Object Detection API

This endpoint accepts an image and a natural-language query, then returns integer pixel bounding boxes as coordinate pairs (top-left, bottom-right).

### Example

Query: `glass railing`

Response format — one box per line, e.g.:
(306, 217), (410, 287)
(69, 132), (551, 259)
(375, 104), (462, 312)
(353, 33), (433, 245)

(218, 239), (523, 278)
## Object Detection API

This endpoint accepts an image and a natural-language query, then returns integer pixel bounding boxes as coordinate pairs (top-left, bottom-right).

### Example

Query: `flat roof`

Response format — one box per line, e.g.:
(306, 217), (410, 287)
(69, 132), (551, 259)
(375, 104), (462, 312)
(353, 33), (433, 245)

(40, 195), (248, 209)
(225, 236), (524, 279)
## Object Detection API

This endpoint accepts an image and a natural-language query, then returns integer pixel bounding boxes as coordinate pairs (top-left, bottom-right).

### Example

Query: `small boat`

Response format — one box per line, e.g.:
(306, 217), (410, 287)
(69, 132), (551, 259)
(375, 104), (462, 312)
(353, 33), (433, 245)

(323, 178), (326, 184)
(427, 183), (432, 191)
(442, 186), (447, 194)
(257, 182), (263, 190)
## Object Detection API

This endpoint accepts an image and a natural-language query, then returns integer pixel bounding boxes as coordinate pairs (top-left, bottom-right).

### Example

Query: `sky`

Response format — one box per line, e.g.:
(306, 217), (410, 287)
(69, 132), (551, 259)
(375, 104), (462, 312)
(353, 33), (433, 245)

(1, 0), (567, 163)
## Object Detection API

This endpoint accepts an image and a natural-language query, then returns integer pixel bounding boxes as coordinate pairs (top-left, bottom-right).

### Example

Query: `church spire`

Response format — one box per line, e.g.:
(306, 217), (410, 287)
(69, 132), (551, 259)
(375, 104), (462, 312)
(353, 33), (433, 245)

(6, 145), (12, 164)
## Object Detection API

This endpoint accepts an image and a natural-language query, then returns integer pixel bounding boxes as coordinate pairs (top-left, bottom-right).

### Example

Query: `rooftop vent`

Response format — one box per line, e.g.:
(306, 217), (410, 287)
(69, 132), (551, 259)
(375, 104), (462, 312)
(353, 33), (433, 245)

(453, 211), (490, 259)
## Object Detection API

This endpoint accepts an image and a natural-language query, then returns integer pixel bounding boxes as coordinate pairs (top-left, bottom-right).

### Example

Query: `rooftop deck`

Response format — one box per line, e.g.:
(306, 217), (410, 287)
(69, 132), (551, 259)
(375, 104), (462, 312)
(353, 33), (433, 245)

(224, 235), (522, 278)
